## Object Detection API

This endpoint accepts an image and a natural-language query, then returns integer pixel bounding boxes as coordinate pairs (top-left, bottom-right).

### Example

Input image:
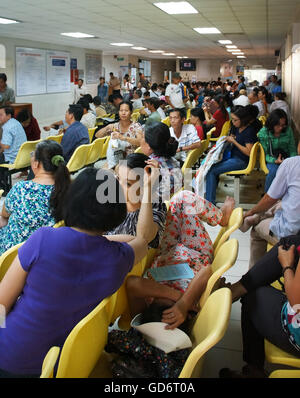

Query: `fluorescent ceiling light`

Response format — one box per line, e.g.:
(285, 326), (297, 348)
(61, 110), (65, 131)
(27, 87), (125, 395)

(149, 50), (164, 53)
(110, 42), (134, 46)
(0, 17), (20, 24)
(177, 56), (183, 58)
(226, 45), (237, 48)
(194, 27), (221, 34)
(232, 52), (244, 55)
(163, 53), (176, 56)
(218, 40), (232, 44)
(131, 47), (147, 50)
(61, 32), (95, 38)
(227, 49), (239, 52)
(154, 2), (198, 14)
(183, 56), (188, 58)
(237, 56), (246, 58)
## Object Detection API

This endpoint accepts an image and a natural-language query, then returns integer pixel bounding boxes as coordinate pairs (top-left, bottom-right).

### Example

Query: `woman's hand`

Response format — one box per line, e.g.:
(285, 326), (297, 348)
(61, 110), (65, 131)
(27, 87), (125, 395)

(225, 135), (236, 144)
(161, 299), (189, 330)
(143, 159), (160, 190)
(275, 154), (283, 164)
(278, 245), (295, 269)
(111, 132), (122, 140)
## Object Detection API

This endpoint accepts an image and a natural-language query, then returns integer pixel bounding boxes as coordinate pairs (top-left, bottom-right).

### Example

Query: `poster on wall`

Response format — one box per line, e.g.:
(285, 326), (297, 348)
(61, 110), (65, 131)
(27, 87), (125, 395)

(16, 47), (47, 96)
(236, 65), (244, 76)
(46, 50), (70, 93)
(86, 53), (102, 84)
(220, 61), (233, 79)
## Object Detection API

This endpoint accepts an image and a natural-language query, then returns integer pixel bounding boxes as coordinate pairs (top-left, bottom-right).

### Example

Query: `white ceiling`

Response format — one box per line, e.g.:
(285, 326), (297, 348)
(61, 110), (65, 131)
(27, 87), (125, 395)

(1, 0), (300, 61)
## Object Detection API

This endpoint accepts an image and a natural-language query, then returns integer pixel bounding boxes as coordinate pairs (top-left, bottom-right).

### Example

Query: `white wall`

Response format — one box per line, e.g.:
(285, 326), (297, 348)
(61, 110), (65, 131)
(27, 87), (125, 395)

(0, 37), (102, 127)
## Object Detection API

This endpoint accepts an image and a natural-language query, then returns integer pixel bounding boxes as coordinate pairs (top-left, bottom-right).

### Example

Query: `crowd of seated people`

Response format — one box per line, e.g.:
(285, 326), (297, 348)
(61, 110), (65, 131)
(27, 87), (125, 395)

(0, 71), (299, 380)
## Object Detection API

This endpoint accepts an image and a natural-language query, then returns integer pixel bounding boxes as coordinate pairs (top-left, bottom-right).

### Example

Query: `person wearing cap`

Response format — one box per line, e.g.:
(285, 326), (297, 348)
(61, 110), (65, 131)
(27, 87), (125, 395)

(0, 140), (70, 256)
(165, 73), (188, 112)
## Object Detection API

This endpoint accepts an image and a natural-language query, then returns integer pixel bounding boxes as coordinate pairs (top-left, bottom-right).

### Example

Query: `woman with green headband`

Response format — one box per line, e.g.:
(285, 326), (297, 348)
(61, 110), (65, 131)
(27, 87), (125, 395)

(0, 140), (70, 255)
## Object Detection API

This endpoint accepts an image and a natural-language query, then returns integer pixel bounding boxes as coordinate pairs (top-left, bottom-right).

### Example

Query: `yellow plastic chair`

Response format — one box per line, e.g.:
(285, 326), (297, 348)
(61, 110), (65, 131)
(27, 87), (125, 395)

(66, 144), (91, 174)
(223, 142), (260, 206)
(0, 189), (4, 198)
(86, 138), (105, 166)
(100, 136), (110, 159)
(213, 207), (243, 255)
(162, 116), (171, 127)
(0, 242), (23, 282)
(0, 140), (41, 190)
(259, 115), (267, 126)
(46, 134), (64, 144)
(181, 141), (206, 175)
(258, 143), (269, 175)
(186, 108), (191, 120)
(40, 296), (115, 378)
(183, 118), (190, 125)
(179, 288), (232, 378)
(199, 239), (238, 308)
(202, 128), (215, 153)
(210, 120), (231, 143)
(265, 339), (300, 369)
(269, 369), (300, 378)
(40, 347), (60, 378)
(53, 220), (65, 228)
(134, 146), (144, 154)
(88, 127), (97, 143)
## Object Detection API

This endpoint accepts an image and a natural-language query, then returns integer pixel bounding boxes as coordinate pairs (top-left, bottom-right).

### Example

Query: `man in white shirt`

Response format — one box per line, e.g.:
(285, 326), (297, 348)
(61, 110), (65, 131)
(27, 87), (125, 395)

(73, 79), (87, 104)
(233, 89), (250, 107)
(132, 89), (144, 110)
(169, 108), (201, 164)
(165, 73), (188, 111)
(248, 91), (264, 117)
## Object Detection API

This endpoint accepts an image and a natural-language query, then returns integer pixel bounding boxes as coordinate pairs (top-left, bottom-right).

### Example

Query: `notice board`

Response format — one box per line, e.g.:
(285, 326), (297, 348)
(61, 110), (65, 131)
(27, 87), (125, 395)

(85, 53), (102, 84)
(16, 47), (70, 96)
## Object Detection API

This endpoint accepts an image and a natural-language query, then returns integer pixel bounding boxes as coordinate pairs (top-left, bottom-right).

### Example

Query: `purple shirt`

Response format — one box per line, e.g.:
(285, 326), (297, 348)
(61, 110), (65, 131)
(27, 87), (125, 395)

(0, 227), (134, 375)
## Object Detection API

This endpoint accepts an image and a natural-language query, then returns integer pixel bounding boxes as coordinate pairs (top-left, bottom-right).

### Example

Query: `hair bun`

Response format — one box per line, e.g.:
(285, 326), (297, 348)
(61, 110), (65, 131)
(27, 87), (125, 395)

(51, 155), (65, 167)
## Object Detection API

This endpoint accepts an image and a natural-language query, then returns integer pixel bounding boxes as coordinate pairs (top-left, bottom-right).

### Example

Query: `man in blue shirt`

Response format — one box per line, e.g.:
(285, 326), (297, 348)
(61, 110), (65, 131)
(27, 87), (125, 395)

(0, 106), (27, 192)
(61, 104), (89, 163)
(97, 77), (108, 104)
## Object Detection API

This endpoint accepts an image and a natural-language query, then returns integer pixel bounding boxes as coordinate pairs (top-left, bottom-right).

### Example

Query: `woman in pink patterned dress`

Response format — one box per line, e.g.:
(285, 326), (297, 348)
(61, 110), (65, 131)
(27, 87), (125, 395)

(126, 189), (235, 330)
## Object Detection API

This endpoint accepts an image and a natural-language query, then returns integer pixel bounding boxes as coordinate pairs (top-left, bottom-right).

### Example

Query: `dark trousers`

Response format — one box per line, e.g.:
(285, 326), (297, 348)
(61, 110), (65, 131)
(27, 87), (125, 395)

(240, 235), (300, 369)
(0, 153), (9, 193)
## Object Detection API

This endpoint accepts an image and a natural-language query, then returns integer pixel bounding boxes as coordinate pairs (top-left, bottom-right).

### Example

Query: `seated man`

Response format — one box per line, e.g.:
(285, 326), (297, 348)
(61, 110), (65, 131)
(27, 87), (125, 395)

(0, 106), (27, 189)
(131, 89), (144, 110)
(144, 97), (162, 127)
(241, 139), (300, 268)
(61, 104), (89, 163)
(169, 108), (201, 165)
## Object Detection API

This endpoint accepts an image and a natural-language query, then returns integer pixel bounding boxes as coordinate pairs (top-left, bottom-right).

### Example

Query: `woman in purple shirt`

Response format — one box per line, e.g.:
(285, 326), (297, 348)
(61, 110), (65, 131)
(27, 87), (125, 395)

(0, 166), (157, 377)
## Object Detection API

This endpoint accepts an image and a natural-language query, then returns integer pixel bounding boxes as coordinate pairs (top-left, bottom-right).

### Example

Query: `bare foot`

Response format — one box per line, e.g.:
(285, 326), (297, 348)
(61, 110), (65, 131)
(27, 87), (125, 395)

(220, 196), (235, 226)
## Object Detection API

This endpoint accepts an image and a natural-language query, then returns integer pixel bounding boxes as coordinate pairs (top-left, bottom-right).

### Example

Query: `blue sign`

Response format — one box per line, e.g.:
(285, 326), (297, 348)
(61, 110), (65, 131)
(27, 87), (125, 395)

(52, 59), (66, 67)
(70, 58), (77, 70)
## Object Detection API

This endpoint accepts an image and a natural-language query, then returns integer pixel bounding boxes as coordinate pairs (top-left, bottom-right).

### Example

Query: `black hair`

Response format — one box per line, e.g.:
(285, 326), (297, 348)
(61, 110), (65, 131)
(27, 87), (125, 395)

(274, 92), (287, 101)
(16, 109), (31, 123)
(77, 98), (90, 111)
(244, 104), (259, 121)
(231, 105), (251, 127)
(151, 83), (158, 91)
(118, 100), (133, 112)
(83, 94), (93, 103)
(145, 122), (178, 158)
(134, 89), (142, 98)
(34, 140), (71, 222)
(258, 86), (273, 104)
(93, 96), (102, 106)
(169, 108), (186, 119)
(212, 94), (228, 119)
(63, 168), (127, 232)
(265, 109), (288, 134)
(0, 73), (7, 82)
(108, 94), (114, 103)
(0, 106), (14, 117)
(126, 153), (149, 170)
(68, 104), (84, 121)
(144, 91), (150, 97)
(190, 107), (205, 122)
(112, 93), (123, 101)
(148, 97), (160, 110)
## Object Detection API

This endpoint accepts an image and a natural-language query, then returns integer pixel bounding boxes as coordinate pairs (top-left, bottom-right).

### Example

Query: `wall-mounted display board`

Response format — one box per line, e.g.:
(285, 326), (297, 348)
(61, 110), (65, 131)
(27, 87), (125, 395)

(85, 53), (102, 84)
(16, 47), (70, 96)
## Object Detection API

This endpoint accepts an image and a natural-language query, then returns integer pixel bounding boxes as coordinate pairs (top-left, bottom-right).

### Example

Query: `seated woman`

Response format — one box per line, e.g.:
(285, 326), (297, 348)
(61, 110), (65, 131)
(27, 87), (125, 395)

(0, 165), (156, 377)
(126, 190), (235, 330)
(16, 109), (41, 141)
(205, 106), (258, 205)
(92, 96), (107, 118)
(190, 107), (206, 140)
(139, 121), (182, 201)
(258, 109), (297, 192)
(203, 94), (229, 138)
(77, 98), (96, 129)
(257, 86), (273, 116)
(106, 153), (167, 249)
(95, 101), (143, 169)
(219, 237), (300, 378)
(0, 140), (70, 255)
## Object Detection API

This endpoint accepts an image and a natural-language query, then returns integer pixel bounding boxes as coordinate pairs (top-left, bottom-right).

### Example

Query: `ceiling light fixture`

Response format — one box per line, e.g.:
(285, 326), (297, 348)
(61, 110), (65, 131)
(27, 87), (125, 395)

(227, 49), (239, 52)
(218, 40), (232, 44)
(232, 52), (244, 55)
(226, 45), (237, 49)
(194, 27), (221, 34)
(182, 56), (188, 58)
(237, 56), (246, 58)
(163, 53), (176, 56)
(131, 47), (147, 50)
(149, 50), (164, 53)
(153, 1), (198, 14)
(0, 16), (20, 24)
(110, 42), (134, 46)
(61, 32), (95, 38)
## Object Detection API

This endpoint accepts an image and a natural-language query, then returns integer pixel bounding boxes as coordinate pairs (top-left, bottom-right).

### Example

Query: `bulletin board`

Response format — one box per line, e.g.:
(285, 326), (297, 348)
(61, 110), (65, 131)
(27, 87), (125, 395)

(16, 47), (70, 96)
(85, 53), (102, 84)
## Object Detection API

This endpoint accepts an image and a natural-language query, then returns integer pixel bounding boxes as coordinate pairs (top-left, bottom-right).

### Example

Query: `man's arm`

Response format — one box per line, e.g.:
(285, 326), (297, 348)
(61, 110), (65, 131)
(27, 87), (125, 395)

(244, 193), (278, 218)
